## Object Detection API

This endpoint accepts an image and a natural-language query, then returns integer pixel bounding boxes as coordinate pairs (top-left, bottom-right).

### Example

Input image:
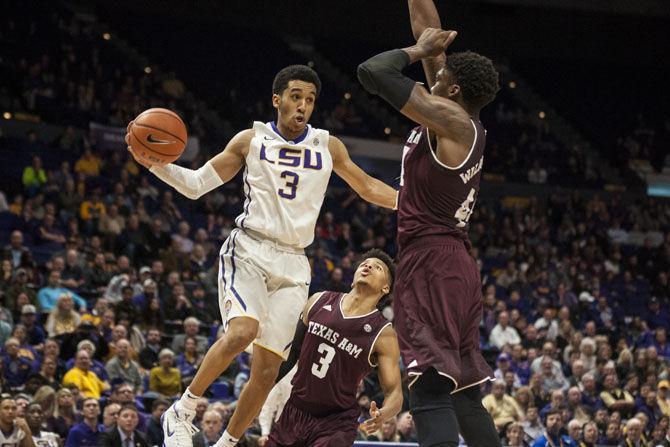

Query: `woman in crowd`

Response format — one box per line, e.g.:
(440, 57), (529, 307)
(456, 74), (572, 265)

(45, 294), (81, 337)
(46, 387), (78, 440)
(149, 348), (181, 399)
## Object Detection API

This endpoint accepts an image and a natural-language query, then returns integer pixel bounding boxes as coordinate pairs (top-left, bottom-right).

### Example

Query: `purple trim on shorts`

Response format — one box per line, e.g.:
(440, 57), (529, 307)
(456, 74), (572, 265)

(229, 230), (247, 311)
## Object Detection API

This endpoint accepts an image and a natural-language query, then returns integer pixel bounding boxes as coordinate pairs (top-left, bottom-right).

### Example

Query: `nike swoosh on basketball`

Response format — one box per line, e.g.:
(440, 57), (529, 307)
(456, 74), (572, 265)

(147, 133), (176, 144)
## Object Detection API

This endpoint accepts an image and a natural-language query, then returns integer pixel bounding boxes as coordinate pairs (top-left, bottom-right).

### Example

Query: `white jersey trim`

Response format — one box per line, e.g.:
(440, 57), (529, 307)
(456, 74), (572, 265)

(368, 321), (392, 367)
(338, 293), (379, 320)
(426, 119), (478, 170)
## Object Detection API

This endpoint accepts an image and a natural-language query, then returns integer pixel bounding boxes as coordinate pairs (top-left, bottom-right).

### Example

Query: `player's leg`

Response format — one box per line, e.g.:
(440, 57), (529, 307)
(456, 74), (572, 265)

(218, 345), (284, 444)
(164, 230), (267, 447)
(452, 386), (501, 446)
(409, 368), (460, 447)
(162, 317), (258, 445)
(394, 245), (468, 446)
(215, 247), (309, 447)
(188, 317), (258, 395)
(451, 253), (500, 446)
(266, 400), (312, 447)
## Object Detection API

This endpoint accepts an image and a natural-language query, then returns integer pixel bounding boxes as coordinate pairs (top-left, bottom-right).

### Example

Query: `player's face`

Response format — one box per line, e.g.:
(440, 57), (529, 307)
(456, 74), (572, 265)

(353, 258), (390, 295)
(273, 80), (317, 133)
(26, 404), (43, 427)
(431, 68), (459, 100)
(0, 400), (16, 424)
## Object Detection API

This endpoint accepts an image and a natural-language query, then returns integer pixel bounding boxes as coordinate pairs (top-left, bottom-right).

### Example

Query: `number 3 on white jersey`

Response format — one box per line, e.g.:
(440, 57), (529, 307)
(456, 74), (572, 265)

(455, 188), (476, 228)
(311, 343), (336, 379)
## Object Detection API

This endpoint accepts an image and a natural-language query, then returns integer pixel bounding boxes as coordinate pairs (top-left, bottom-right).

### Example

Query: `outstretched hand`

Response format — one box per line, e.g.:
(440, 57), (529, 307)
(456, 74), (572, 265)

(416, 27), (457, 58)
(361, 401), (384, 434)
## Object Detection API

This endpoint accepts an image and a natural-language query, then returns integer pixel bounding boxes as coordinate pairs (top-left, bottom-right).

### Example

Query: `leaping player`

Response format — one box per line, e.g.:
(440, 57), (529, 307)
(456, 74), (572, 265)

(357, 1), (501, 445)
(266, 249), (402, 446)
(127, 65), (397, 447)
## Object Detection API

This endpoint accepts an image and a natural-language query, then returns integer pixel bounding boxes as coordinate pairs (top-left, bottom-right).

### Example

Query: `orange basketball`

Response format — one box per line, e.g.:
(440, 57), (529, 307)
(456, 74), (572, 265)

(128, 108), (187, 164)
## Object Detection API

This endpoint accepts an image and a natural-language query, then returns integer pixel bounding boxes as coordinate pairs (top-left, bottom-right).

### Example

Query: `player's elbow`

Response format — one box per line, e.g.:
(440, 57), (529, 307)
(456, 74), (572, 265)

(357, 62), (378, 95)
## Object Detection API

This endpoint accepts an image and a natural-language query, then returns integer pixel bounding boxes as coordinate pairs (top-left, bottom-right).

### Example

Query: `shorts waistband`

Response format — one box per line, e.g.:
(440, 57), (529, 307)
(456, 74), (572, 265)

(241, 228), (305, 255)
(401, 234), (469, 254)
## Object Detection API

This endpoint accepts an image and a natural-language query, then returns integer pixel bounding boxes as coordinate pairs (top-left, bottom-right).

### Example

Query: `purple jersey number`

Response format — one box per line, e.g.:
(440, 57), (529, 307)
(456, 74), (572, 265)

(278, 171), (299, 199)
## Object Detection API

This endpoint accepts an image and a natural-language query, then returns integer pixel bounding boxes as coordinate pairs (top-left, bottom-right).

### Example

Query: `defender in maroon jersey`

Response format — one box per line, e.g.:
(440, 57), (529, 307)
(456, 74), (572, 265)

(266, 249), (402, 447)
(358, 1), (501, 446)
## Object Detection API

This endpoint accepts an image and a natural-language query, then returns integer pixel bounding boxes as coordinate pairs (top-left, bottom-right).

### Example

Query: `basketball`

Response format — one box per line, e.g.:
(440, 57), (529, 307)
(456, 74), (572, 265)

(128, 108), (187, 165)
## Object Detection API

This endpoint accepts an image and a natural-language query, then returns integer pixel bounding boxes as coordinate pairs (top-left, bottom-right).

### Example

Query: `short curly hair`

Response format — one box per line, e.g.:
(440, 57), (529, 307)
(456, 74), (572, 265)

(445, 51), (499, 111)
(359, 249), (396, 293)
(273, 65), (321, 97)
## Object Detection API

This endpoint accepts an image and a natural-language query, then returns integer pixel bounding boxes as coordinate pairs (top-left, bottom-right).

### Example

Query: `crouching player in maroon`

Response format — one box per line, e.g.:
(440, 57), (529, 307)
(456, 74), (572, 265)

(266, 249), (402, 447)
(358, 1), (501, 446)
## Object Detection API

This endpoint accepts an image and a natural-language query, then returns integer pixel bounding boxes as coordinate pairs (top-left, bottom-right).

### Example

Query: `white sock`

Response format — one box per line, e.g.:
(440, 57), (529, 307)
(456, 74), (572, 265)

(178, 387), (200, 411)
(217, 430), (239, 447)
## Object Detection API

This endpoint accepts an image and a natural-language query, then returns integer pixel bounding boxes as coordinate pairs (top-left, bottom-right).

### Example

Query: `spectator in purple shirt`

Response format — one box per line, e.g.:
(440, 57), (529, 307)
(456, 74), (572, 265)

(64, 398), (104, 447)
(1, 337), (34, 388)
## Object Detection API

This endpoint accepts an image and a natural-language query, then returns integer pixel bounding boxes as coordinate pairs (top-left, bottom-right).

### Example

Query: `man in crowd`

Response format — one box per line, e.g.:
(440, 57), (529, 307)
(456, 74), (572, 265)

(105, 338), (143, 392)
(62, 349), (109, 398)
(193, 410), (224, 447)
(64, 398), (104, 447)
(98, 404), (149, 447)
(25, 403), (58, 446)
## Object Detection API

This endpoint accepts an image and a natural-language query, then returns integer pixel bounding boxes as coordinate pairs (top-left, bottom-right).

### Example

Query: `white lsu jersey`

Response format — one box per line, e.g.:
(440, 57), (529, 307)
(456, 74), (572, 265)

(0, 426), (25, 446)
(234, 121), (333, 248)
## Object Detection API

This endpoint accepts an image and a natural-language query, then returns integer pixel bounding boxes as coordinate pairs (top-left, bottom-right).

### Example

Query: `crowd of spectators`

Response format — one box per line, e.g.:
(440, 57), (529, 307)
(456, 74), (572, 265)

(0, 2), (210, 144)
(1, 123), (670, 446)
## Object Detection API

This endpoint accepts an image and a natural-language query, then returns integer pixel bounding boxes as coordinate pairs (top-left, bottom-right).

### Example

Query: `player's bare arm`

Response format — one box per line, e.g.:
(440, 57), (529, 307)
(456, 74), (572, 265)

(358, 28), (476, 168)
(274, 292), (325, 383)
(126, 128), (252, 200)
(361, 325), (403, 434)
(329, 136), (398, 210)
(408, 0), (445, 89)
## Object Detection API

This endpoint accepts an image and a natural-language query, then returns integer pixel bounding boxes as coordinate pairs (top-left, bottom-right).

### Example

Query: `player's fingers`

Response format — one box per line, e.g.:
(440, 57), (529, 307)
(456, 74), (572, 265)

(445, 30), (458, 46)
(126, 120), (134, 133)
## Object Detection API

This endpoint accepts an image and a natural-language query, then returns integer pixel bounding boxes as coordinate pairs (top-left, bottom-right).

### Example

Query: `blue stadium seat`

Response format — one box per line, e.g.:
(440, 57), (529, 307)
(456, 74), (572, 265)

(209, 381), (230, 400)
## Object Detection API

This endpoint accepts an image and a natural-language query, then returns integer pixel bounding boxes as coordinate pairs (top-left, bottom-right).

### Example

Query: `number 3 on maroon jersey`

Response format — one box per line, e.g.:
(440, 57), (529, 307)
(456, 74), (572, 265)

(311, 343), (336, 379)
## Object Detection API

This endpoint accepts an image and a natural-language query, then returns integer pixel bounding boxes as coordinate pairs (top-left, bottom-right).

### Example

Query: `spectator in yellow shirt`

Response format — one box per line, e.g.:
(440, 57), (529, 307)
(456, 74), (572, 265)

(62, 349), (109, 399)
(74, 148), (101, 177)
(659, 380), (670, 416)
(149, 349), (182, 398)
(80, 191), (106, 221)
(22, 155), (47, 193)
(482, 380), (526, 430)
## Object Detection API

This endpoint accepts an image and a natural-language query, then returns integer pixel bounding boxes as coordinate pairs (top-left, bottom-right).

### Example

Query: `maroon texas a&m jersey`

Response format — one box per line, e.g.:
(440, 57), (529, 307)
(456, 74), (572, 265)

(397, 122), (486, 252)
(288, 291), (391, 417)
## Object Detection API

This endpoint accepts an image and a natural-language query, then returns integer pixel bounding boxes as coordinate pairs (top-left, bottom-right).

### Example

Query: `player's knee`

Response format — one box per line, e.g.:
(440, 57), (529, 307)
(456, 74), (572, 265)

(222, 320), (258, 352)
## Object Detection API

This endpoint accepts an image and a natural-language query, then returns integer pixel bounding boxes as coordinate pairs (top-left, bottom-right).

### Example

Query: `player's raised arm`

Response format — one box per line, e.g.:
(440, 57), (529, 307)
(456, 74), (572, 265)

(127, 128), (251, 200)
(329, 136), (398, 210)
(362, 325), (403, 434)
(357, 28), (469, 139)
(408, 0), (445, 89)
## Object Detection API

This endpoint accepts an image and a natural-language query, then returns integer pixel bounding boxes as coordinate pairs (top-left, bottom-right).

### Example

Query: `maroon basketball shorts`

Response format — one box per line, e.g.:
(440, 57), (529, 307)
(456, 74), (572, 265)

(267, 399), (360, 447)
(394, 235), (494, 392)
